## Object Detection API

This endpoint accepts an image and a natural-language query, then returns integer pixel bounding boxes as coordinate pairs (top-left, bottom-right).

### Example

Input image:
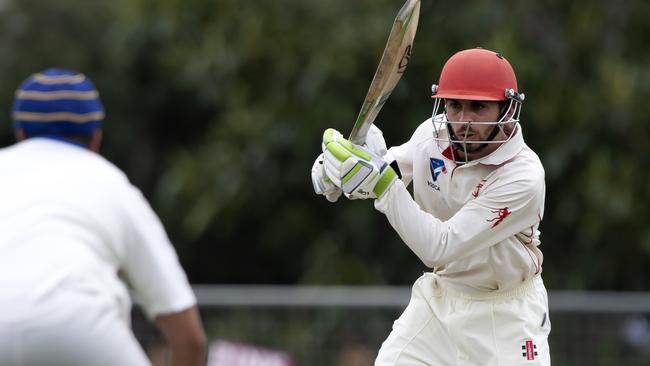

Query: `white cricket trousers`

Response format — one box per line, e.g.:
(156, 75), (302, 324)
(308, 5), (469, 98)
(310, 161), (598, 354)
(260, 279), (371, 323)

(0, 292), (151, 366)
(375, 273), (551, 366)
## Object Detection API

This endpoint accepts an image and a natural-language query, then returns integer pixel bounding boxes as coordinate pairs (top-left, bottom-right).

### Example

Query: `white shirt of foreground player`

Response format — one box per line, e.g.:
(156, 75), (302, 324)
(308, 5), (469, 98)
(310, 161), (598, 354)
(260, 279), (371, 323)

(0, 138), (195, 323)
(376, 118), (545, 295)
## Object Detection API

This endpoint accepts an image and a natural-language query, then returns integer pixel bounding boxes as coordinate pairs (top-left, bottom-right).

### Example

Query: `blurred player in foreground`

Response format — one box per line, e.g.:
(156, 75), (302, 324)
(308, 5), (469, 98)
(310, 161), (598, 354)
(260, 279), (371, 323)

(0, 69), (206, 366)
(312, 48), (551, 365)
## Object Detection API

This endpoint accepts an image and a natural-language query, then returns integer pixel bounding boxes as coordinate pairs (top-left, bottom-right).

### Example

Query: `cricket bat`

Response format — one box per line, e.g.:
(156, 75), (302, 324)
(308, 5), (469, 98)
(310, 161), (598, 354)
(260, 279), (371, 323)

(348, 0), (421, 145)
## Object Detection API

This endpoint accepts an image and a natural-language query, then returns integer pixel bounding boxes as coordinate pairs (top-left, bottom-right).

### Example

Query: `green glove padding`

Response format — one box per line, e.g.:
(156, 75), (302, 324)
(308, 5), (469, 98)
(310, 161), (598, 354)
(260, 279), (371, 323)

(321, 128), (397, 199)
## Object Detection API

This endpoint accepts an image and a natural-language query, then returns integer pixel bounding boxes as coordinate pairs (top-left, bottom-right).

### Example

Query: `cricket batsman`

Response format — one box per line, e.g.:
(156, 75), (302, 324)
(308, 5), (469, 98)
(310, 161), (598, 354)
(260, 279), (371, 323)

(312, 48), (552, 365)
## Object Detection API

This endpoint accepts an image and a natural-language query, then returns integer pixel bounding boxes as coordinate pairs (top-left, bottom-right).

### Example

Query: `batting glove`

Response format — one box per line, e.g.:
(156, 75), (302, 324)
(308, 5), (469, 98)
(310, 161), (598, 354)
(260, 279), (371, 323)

(322, 128), (397, 200)
(311, 153), (343, 202)
(365, 124), (388, 158)
(312, 125), (388, 202)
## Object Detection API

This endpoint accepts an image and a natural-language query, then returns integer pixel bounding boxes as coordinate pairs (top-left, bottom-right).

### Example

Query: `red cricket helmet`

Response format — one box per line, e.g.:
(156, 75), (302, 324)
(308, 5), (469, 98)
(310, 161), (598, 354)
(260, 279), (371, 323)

(431, 48), (520, 101)
(429, 48), (525, 163)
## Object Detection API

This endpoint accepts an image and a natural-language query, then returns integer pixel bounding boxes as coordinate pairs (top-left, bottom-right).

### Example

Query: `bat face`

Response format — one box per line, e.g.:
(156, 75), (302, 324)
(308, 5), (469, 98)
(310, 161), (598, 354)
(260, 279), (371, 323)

(348, 0), (421, 145)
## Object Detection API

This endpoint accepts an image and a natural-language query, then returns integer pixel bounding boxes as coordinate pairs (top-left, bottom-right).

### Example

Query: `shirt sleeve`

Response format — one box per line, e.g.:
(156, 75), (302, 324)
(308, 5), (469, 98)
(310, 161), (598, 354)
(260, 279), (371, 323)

(119, 185), (196, 319)
(374, 164), (544, 268)
(386, 119), (434, 187)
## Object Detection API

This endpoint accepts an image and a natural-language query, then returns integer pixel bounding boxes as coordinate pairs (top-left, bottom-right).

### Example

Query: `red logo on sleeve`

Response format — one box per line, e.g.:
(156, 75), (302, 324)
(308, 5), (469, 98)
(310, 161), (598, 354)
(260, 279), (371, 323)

(487, 207), (510, 228)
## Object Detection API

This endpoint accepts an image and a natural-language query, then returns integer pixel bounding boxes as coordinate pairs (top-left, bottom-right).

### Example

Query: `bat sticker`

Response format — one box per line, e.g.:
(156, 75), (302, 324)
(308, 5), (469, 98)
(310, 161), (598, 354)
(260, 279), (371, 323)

(398, 45), (412, 74)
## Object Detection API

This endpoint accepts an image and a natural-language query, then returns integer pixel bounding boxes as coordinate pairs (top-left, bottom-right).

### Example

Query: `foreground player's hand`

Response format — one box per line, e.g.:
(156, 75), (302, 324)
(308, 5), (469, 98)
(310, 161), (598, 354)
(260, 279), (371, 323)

(311, 153), (343, 202)
(321, 128), (397, 200)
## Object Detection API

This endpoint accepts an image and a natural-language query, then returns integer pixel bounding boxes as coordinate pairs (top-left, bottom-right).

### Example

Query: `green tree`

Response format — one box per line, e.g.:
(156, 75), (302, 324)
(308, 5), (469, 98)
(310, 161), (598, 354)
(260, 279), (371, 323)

(1, 0), (649, 290)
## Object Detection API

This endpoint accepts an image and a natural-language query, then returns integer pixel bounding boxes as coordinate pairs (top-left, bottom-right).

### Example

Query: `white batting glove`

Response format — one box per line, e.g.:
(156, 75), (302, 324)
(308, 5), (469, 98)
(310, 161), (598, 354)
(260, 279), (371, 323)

(312, 124), (387, 202)
(365, 124), (388, 157)
(311, 153), (343, 202)
(322, 128), (398, 200)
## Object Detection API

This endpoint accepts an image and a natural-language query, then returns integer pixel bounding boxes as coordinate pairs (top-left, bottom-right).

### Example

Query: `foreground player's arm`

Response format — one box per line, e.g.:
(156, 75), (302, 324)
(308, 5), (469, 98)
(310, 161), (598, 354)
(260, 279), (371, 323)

(375, 163), (544, 268)
(155, 306), (206, 366)
(116, 184), (207, 363)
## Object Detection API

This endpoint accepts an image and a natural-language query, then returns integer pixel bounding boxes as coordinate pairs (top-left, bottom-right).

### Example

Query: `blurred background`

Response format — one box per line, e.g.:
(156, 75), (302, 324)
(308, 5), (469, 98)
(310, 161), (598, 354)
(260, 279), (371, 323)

(1, 0), (649, 365)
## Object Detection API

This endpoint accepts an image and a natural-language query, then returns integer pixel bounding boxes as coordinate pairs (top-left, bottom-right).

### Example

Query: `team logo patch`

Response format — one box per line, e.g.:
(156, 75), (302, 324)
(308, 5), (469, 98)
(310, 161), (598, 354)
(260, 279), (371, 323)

(487, 207), (510, 228)
(521, 339), (538, 360)
(429, 158), (446, 182)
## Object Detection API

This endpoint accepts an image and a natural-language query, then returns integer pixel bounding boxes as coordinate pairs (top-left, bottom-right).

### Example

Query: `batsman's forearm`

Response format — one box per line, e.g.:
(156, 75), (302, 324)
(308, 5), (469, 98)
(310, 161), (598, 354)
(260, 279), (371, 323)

(375, 180), (448, 268)
(375, 180), (488, 268)
(375, 179), (539, 268)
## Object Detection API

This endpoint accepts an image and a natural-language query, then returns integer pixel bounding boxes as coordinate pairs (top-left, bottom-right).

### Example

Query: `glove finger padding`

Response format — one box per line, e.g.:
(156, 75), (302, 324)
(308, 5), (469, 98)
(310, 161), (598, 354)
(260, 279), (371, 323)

(311, 153), (343, 202)
(322, 128), (397, 200)
(364, 124), (388, 157)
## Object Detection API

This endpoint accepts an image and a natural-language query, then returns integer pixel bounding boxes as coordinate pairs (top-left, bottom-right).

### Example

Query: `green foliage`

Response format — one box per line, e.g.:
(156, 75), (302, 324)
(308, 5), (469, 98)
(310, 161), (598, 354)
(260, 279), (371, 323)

(1, 0), (649, 289)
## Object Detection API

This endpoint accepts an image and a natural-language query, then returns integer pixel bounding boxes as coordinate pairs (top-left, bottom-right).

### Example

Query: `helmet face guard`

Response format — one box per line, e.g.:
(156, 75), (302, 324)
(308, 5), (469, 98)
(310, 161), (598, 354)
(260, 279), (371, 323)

(431, 87), (525, 163)
(429, 48), (524, 163)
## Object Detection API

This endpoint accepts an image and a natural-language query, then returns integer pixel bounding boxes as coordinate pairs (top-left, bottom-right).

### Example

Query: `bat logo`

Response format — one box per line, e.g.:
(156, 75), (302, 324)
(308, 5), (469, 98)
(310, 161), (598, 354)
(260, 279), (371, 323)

(398, 45), (412, 74)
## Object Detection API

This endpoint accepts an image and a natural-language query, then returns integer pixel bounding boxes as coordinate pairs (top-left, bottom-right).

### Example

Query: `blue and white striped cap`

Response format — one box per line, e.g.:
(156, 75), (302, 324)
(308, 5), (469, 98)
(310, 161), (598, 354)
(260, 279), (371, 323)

(11, 68), (104, 137)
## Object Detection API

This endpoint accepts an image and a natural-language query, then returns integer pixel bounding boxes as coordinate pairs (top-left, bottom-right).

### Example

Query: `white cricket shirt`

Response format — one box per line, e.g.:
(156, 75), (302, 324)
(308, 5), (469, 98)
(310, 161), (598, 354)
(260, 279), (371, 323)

(376, 118), (545, 294)
(0, 138), (196, 323)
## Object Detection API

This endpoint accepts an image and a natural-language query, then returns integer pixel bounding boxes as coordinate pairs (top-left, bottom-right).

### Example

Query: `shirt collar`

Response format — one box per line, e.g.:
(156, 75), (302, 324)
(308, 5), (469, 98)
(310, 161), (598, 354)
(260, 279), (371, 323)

(474, 124), (525, 166)
(23, 136), (88, 150)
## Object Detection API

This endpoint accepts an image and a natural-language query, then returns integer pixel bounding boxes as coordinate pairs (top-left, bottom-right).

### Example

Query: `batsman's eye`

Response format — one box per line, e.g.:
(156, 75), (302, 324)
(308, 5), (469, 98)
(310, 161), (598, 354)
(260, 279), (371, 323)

(474, 102), (486, 109)
(473, 101), (500, 116)
(445, 100), (461, 110)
